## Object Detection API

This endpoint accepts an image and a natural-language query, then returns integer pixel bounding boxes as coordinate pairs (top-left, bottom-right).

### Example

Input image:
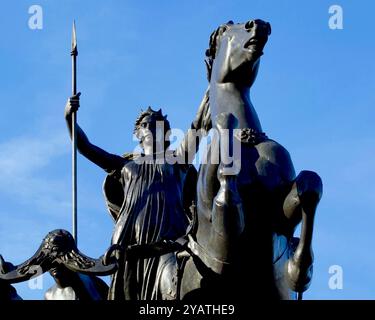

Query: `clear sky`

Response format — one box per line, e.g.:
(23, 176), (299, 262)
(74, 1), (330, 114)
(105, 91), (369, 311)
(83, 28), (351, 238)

(0, 0), (374, 300)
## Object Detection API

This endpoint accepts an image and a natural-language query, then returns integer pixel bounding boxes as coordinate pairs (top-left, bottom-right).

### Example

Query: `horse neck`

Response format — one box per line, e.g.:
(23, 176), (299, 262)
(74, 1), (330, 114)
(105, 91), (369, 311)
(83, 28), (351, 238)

(209, 82), (262, 131)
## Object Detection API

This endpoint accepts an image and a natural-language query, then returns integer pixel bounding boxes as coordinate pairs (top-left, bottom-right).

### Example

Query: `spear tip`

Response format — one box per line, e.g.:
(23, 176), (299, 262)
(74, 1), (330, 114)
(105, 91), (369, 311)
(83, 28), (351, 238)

(71, 20), (78, 55)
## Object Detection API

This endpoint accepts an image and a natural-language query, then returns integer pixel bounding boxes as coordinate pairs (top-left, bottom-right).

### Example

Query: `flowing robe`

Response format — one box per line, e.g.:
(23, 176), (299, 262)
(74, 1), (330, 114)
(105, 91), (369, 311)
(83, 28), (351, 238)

(103, 154), (195, 299)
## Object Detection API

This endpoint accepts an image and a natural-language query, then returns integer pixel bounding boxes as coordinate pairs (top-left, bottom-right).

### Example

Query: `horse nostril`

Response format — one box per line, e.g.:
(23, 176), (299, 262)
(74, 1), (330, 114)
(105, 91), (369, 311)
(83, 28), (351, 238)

(245, 20), (255, 30)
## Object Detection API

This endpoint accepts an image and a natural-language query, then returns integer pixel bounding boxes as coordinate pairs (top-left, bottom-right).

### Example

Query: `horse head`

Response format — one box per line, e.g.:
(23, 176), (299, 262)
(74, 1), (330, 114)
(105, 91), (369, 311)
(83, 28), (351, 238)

(204, 19), (270, 130)
(206, 19), (271, 87)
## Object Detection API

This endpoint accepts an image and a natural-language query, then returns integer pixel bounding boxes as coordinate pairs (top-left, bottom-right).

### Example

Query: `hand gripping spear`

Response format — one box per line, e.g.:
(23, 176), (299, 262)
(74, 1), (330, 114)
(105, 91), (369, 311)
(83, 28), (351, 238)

(70, 21), (78, 244)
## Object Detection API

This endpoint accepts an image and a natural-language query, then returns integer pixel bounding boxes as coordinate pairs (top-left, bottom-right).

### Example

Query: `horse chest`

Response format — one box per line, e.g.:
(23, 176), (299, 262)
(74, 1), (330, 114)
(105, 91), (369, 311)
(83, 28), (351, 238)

(237, 140), (295, 191)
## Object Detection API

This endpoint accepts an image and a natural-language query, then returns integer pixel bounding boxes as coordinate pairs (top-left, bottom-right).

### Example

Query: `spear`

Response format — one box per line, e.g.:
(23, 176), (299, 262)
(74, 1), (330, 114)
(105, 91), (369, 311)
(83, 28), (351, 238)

(71, 21), (78, 244)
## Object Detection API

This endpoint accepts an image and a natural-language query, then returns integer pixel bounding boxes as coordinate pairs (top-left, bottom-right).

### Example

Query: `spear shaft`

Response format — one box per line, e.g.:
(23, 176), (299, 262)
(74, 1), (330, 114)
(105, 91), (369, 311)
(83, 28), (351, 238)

(71, 21), (78, 244)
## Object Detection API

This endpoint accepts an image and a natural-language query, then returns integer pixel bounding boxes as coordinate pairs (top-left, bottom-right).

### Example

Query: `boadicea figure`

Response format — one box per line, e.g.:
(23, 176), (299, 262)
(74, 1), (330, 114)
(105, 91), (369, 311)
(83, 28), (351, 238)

(64, 92), (209, 299)
(178, 20), (323, 300)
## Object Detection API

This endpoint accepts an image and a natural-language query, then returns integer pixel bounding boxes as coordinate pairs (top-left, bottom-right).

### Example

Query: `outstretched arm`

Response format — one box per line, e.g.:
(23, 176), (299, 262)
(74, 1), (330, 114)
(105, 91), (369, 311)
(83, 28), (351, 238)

(174, 87), (211, 164)
(65, 93), (125, 172)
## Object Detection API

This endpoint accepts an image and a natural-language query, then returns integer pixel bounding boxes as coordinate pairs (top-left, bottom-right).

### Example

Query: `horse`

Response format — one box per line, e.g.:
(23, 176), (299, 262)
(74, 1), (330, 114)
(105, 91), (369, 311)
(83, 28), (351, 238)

(177, 19), (323, 300)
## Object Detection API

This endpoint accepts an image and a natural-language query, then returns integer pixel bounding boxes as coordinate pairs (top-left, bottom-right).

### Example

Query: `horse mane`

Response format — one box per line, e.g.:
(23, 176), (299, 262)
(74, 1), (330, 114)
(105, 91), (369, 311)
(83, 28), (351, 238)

(205, 20), (234, 81)
(201, 21), (235, 131)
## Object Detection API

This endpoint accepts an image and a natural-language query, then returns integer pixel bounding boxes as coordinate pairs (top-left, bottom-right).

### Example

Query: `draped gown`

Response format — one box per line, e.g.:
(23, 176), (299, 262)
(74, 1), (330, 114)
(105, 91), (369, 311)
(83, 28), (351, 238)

(103, 154), (195, 300)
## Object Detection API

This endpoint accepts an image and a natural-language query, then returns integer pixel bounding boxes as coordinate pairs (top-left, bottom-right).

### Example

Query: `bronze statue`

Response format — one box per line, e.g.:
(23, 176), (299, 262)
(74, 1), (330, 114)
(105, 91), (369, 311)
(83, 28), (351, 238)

(64, 92), (208, 299)
(0, 19), (322, 301)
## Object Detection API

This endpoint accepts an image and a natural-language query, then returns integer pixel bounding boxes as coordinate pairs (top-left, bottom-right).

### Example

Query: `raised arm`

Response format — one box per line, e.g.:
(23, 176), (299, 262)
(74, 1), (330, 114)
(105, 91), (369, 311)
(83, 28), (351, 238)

(64, 93), (125, 172)
(174, 87), (211, 164)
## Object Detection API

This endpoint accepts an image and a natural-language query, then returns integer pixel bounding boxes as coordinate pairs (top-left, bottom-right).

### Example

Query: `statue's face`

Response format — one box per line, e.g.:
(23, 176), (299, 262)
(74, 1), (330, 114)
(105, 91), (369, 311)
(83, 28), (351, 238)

(136, 115), (166, 151)
(211, 20), (271, 86)
(49, 265), (73, 288)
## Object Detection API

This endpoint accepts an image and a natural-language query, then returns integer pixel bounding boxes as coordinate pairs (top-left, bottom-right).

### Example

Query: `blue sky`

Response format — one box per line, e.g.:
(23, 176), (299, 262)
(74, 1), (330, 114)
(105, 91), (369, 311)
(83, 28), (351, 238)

(0, 0), (374, 300)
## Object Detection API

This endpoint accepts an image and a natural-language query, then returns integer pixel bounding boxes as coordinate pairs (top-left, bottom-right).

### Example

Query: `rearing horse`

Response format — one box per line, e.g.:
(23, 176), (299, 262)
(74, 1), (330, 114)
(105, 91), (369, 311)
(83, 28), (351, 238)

(179, 20), (323, 300)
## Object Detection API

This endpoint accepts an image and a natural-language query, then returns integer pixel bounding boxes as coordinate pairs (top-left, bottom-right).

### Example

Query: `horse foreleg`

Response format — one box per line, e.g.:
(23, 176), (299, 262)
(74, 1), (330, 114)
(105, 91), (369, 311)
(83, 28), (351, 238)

(283, 170), (322, 293)
(210, 165), (244, 258)
(208, 112), (244, 267)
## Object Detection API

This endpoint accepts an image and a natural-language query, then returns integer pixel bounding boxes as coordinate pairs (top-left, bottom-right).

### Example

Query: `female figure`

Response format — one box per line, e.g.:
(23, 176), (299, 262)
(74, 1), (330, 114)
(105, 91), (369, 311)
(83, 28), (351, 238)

(64, 92), (208, 299)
